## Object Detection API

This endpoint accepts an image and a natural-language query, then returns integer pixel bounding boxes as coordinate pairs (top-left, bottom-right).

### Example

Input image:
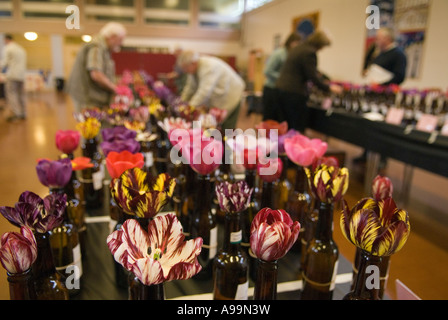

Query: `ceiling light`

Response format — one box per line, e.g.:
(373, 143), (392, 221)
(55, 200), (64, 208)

(24, 32), (38, 41)
(82, 35), (92, 43)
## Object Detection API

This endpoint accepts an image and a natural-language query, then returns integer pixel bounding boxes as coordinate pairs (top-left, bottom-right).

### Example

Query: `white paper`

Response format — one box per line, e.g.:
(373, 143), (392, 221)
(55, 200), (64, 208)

(364, 64), (394, 84)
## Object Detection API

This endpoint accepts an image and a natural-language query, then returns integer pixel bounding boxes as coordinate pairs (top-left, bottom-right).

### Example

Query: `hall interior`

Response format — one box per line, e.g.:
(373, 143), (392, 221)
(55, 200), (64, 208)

(1, 91), (448, 300)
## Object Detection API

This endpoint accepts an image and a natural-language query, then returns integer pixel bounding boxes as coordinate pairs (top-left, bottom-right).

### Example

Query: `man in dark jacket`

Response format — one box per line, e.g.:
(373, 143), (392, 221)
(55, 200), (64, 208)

(276, 30), (342, 133)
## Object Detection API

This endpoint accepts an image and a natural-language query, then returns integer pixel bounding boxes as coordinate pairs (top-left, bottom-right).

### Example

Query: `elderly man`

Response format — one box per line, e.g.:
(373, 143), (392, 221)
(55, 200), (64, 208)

(1, 34), (27, 122)
(66, 22), (126, 112)
(176, 51), (245, 131)
(368, 27), (407, 85)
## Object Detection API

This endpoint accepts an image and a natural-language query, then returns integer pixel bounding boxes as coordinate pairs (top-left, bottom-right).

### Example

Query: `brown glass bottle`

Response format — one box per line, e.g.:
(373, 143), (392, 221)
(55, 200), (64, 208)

(285, 165), (311, 253)
(171, 163), (187, 228)
(128, 274), (165, 300)
(253, 259), (278, 300)
(7, 269), (37, 300)
(351, 247), (390, 299)
(273, 155), (292, 210)
(66, 170), (87, 258)
(301, 202), (339, 300)
(49, 188), (82, 297)
(344, 250), (382, 300)
(241, 169), (260, 281)
(81, 137), (104, 210)
(32, 232), (69, 300)
(190, 174), (217, 280)
(181, 165), (197, 238)
(213, 211), (249, 300)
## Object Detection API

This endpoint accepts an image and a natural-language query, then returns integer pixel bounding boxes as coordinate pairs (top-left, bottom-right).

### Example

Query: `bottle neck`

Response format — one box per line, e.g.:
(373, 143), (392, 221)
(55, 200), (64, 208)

(279, 154), (289, 181)
(223, 212), (243, 253)
(7, 269), (36, 300)
(82, 138), (98, 159)
(194, 174), (213, 218)
(294, 165), (308, 193)
(245, 169), (256, 191)
(260, 181), (274, 209)
(32, 232), (57, 277)
(315, 202), (334, 241)
(254, 259), (278, 300)
(352, 250), (382, 300)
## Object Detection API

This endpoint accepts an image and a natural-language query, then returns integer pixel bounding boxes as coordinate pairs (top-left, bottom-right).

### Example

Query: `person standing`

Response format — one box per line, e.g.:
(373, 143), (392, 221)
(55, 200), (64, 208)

(276, 30), (342, 133)
(368, 27), (407, 86)
(262, 32), (302, 122)
(1, 34), (27, 122)
(66, 22), (126, 112)
(177, 51), (245, 131)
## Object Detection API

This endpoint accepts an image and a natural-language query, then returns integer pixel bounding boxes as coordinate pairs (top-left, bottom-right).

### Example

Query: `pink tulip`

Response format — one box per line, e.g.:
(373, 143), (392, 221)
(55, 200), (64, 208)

(250, 208), (300, 261)
(55, 130), (81, 155)
(107, 213), (203, 286)
(284, 134), (328, 167)
(0, 226), (37, 274)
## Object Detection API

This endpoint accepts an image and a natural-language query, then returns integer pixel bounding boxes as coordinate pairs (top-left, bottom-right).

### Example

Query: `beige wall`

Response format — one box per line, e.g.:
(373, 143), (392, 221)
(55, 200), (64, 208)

(240, 0), (448, 91)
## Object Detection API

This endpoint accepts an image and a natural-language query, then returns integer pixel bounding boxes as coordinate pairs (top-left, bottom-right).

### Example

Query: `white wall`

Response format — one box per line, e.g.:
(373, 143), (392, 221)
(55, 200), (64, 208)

(240, 0), (448, 91)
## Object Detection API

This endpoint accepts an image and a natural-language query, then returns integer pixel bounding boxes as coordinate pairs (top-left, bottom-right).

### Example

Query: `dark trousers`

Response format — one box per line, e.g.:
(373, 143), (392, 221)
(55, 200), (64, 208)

(277, 89), (309, 133)
(262, 86), (284, 122)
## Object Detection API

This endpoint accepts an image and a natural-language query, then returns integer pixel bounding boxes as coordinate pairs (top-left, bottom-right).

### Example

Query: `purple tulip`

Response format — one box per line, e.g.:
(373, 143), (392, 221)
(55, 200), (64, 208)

(0, 191), (67, 233)
(100, 139), (141, 157)
(36, 158), (72, 189)
(101, 126), (137, 142)
(215, 181), (253, 214)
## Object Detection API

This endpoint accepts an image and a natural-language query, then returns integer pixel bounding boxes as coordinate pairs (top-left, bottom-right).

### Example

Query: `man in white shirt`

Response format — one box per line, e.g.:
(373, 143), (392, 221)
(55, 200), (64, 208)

(1, 34), (27, 122)
(177, 51), (245, 130)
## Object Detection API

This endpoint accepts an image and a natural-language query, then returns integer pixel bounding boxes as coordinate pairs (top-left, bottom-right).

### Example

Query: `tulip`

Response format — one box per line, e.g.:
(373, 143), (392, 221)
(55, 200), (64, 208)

(158, 117), (192, 135)
(111, 167), (176, 219)
(107, 213), (203, 286)
(209, 107), (228, 124)
(101, 126), (137, 142)
(76, 117), (101, 140)
(256, 120), (289, 138)
(71, 157), (94, 171)
(284, 133), (328, 167)
(188, 138), (223, 176)
(55, 130), (81, 155)
(0, 226), (37, 274)
(129, 106), (150, 123)
(124, 120), (146, 132)
(215, 181), (254, 214)
(0, 191), (67, 233)
(278, 129), (300, 155)
(340, 197), (411, 257)
(100, 139), (141, 157)
(36, 158), (72, 189)
(250, 208), (300, 261)
(106, 151), (145, 179)
(257, 157), (283, 183)
(372, 175), (393, 201)
(305, 164), (349, 204)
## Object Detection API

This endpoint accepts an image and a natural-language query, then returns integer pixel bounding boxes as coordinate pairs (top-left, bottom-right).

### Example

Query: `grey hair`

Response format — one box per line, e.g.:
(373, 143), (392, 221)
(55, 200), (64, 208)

(176, 50), (200, 69)
(99, 22), (127, 38)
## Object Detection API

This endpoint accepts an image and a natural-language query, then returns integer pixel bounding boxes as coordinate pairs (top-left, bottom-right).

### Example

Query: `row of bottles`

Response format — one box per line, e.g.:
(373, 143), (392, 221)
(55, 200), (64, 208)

(311, 83), (448, 132)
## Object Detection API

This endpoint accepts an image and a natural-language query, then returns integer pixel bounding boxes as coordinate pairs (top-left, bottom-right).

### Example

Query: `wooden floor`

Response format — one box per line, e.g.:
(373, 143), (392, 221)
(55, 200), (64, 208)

(1, 91), (448, 300)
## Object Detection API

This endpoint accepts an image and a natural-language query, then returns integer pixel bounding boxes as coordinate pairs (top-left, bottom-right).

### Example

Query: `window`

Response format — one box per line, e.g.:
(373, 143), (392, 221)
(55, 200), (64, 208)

(85, 0), (136, 23)
(144, 0), (190, 26)
(198, 0), (243, 30)
(0, 0), (12, 18)
(21, 0), (75, 19)
(245, 0), (274, 12)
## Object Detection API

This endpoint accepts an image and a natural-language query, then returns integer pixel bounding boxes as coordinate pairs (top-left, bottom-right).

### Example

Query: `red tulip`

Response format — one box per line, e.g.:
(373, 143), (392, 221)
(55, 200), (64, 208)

(0, 226), (37, 274)
(71, 157), (94, 171)
(257, 157), (283, 183)
(372, 175), (393, 201)
(256, 120), (289, 138)
(106, 150), (145, 179)
(55, 130), (80, 155)
(250, 208), (300, 261)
